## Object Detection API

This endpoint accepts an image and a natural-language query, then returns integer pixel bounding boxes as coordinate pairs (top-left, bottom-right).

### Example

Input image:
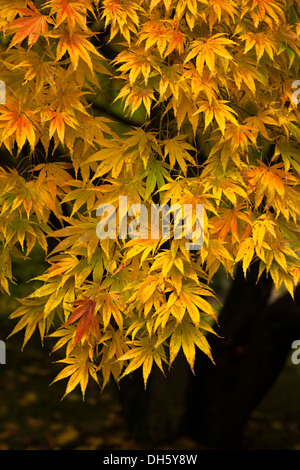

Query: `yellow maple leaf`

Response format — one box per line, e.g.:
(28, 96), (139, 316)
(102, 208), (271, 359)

(56, 30), (101, 72)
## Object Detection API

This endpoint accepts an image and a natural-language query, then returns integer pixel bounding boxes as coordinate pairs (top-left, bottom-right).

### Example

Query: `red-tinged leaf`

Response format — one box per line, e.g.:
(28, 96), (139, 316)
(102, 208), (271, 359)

(0, 104), (39, 151)
(63, 296), (97, 348)
(4, 2), (51, 48)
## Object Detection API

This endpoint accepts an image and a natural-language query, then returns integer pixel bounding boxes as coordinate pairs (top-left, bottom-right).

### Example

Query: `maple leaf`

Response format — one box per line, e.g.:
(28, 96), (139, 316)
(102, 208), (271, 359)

(41, 108), (78, 143)
(235, 237), (255, 276)
(63, 296), (97, 348)
(229, 54), (267, 95)
(183, 65), (219, 103)
(205, 0), (238, 28)
(194, 99), (238, 134)
(51, 345), (99, 399)
(0, 103), (40, 151)
(101, 0), (140, 43)
(118, 338), (167, 388)
(244, 109), (278, 140)
(185, 34), (236, 76)
(210, 204), (252, 243)
(138, 18), (186, 58)
(115, 84), (155, 116)
(4, 1), (51, 48)
(240, 32), (277, 62)
(13, 50), (57, 93)
(241, 0), (285, 28)
(115, 48), (155, 86)
(44, 0), (95, 34)
(96, 289), (125, 331)
(8, 298), (47, 350)
(169, 319), (214, 372)
(246, 161), (297, 207)
(56, 30), (101, 72)
(164, 135), (196, 175)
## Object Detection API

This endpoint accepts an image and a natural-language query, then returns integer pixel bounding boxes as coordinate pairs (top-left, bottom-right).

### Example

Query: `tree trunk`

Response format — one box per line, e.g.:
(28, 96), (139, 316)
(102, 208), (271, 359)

(190, 265), (300, 448)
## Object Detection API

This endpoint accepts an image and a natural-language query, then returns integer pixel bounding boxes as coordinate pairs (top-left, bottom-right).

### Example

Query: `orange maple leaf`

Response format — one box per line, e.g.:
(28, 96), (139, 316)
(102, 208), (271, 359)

(4, 1), (51, 48)
(64, 296), (97, 348)
(0, 103), (40, 151)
